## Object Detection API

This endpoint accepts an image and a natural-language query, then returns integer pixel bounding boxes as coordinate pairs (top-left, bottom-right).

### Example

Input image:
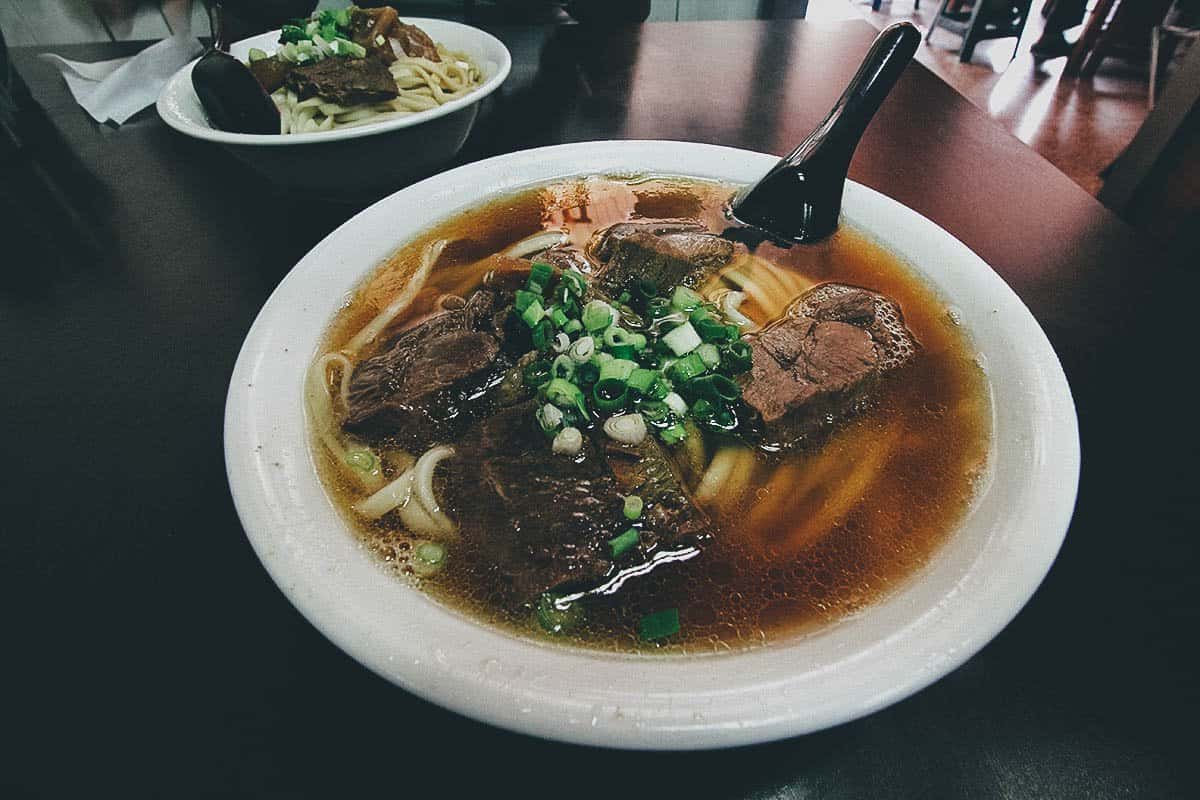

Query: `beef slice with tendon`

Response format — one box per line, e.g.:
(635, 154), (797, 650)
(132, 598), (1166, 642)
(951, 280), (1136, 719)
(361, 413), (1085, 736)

(603, 437), (711, 545)
(591, 222), (735, 294)
(741, 283), (918, 447)
(285, 56), (398, 106)
(343, 288), (510, 447)
(449, 402), (623, 598)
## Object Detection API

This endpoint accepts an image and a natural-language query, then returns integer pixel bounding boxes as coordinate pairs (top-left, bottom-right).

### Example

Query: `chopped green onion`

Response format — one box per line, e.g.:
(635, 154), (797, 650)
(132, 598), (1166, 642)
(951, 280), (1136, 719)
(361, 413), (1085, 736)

(618, 291), (632, 304)
(662, 321), (702, 356)
(697, 343), (721, 369)
(546, 377), (588, 418)
(608, 344), (635, 360)
(521, 299), (545, 327)
(536, 402), (564, 434)
(659, 422), (687, 444)
(604, 412), (647, 444)
(531, 318), (553, 350)
(593, 379), (629, 413)
(551, 354), (576, 381)
(669, 352), (707, 382)
(721, 340), (753, 374)
(331, 38), (366, 57)
(412, 540), (446, 577)
(550, 307), (569, 328)
(638, 608), (680, 641)
(568, 336), (595, 363)
(629, 333), (648, 351)
(537, 593), (584, 634)
(694, 316), (733, 342)
(608, 527), (640, 558)
(622, 495), (644, 520)
(552, 426), (583, 455)
(345, 448), (378, 474)
(279, 24), (307, 43)
(582, 300), (616, 332)
(514, 289), (539, 313)
(563, 319), (583, 335)
(560, 269), (587, 296)
(639, 400), (671, 423)
(552, 332), (571, 353)
(603, 325), (636, 349)
(529, 261), (554, 286)
(689, 374), (741, 402)
(248, 47), (269, 62)
(575, 361), (600, 386)
(627, 368), (658, 396)
(663, 392), (688, 415)
(598, 358), (638, 383)
(670, 285), (703, 312)
(646, 377), (670, 400)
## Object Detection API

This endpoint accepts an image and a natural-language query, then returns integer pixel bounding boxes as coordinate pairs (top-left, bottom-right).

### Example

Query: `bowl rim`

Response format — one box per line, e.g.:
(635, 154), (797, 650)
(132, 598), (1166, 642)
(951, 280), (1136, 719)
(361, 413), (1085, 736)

(156, 19), (512, 146)
(224, 140), (1080, 750)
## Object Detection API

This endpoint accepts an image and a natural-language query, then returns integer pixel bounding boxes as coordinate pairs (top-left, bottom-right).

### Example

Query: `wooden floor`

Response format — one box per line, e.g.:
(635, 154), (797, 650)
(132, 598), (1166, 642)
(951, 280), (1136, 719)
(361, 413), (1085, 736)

(1, 0), (1155, 195)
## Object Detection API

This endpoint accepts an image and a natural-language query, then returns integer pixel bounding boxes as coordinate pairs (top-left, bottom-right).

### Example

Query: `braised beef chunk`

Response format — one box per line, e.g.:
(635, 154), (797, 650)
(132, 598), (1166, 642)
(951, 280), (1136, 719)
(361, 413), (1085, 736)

(285, 56), (399, 106)
(347, 6), (401, 63)
(442, 402), (618, 597)
(603, 439), (709, 541)
(741, 283), (917, 446)
(443, 402), (711, 601)
(592, 222), (734, 295)
(392, 21), (441, 61)
(343, 288), (513, 447)
(247, 56), (292, 93)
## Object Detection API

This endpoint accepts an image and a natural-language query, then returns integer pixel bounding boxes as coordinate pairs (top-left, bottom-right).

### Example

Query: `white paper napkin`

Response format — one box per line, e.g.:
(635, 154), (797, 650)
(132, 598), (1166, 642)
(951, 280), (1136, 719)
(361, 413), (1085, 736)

(40, 32), (205, 126)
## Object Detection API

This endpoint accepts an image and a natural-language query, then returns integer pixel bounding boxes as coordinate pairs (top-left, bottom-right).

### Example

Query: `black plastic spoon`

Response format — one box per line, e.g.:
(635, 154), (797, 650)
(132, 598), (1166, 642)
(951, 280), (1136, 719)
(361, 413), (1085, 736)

(729, 22), (922, 244)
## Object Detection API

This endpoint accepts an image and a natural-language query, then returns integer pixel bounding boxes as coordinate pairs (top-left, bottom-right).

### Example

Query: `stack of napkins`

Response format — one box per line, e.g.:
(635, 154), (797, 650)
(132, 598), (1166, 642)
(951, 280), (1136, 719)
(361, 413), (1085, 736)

(40, 32), (205, 126)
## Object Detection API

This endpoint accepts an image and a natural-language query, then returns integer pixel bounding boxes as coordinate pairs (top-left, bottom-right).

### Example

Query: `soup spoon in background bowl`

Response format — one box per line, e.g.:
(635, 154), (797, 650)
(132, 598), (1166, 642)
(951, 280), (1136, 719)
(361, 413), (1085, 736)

(156, 19), (512, 199)
(223, 26), (1079, 749)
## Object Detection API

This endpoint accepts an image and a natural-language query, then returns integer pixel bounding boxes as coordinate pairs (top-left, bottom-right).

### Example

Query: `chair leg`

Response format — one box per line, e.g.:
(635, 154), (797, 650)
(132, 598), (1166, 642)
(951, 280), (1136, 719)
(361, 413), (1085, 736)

(925, 0), (950, 44)
(1149, 27), (1161, 109)
(958, 0), (988, 63)
(872, 0), (882, 11)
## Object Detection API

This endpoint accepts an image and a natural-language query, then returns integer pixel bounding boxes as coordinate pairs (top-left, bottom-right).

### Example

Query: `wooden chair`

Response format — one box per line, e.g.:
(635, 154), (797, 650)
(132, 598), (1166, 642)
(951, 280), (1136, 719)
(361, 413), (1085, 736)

(1150, 1), (1200, 108)
(924, 0), (1034, 63)
(1065, 0), (1174, 78)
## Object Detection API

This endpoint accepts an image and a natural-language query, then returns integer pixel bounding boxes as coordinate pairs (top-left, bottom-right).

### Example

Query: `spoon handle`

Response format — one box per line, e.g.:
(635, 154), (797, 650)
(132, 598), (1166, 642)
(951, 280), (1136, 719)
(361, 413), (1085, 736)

(731, 22), (921, 243)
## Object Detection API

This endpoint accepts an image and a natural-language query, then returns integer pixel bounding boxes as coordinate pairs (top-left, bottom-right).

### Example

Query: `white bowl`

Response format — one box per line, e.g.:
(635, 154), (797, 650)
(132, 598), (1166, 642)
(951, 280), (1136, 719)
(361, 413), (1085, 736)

(224, 141), (1079, 750)
(157, 20), (511, 196)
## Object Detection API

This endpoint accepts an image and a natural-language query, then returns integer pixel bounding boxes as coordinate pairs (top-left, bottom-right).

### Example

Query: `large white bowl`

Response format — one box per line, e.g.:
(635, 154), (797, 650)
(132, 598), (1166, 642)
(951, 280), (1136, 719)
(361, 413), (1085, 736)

(157, 20), (511, 196)
(224, 141), (1079, 750)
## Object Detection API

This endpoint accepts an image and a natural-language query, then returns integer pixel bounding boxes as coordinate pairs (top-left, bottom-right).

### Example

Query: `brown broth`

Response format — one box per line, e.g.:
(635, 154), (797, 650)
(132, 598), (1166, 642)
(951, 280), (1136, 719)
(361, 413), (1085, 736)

(314, 176), (992, 654)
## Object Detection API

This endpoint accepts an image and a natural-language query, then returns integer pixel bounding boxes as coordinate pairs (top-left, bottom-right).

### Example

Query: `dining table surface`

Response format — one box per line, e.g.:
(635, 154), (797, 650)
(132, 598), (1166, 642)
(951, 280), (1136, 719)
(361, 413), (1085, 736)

(4, 16), (1197, 799)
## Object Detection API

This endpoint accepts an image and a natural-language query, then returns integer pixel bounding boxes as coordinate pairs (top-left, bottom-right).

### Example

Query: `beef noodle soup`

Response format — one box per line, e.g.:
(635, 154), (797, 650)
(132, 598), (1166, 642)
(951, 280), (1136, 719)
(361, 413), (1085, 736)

(308, 176), (991, 653)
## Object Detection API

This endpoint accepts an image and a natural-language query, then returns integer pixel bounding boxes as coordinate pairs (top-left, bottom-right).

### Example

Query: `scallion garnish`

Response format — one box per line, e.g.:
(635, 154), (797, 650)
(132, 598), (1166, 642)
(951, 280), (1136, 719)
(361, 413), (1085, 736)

(668, 351), (707, 382)
(521, 299), (545, 327)
(529, 260), (554, 287)
(593, 378), (629, 413)
(638, 608), (680, 641)
(662, 321), (702, 355)
(608, 527), (640, 558)
(627, 368), (658, 396)
(537, 593), (584, 634)
(582, 299), (616, 332)
(622, 495), (644, 520)
(670, 285), (703, 312)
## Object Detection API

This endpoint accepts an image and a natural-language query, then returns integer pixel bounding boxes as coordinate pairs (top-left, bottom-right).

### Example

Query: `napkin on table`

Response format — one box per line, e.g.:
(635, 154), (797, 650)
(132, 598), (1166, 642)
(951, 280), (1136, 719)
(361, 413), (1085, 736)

(40, 32), (205, 126)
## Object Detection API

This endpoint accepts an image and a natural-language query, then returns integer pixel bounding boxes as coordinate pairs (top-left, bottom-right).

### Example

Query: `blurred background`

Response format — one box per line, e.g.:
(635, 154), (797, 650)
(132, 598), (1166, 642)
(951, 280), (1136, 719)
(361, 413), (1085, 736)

(2, 0), (1198, 263)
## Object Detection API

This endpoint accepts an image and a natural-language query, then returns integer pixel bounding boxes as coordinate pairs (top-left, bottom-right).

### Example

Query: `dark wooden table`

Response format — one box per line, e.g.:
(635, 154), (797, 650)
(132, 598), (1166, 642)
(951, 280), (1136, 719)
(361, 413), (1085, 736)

(4, 19), (1197, 799)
